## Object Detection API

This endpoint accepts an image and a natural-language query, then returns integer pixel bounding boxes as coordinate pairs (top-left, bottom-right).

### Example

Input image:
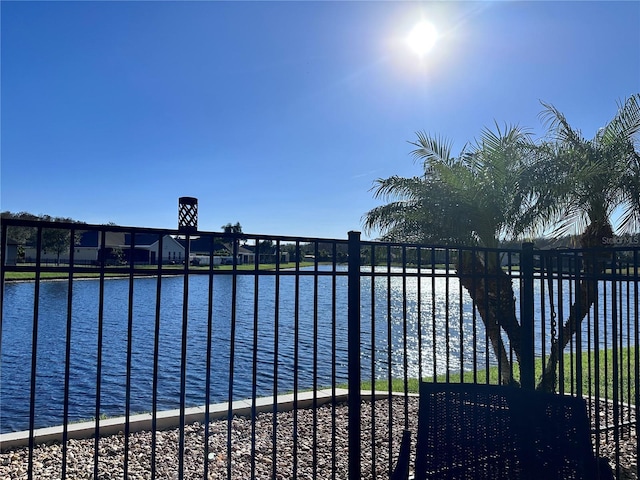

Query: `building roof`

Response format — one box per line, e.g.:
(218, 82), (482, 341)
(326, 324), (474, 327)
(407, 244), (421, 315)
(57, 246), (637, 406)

(177, 237), (228, 254)
(77, 230), (99, 247)
(74, 231), (127, 248)
(125, 233), (162, 247)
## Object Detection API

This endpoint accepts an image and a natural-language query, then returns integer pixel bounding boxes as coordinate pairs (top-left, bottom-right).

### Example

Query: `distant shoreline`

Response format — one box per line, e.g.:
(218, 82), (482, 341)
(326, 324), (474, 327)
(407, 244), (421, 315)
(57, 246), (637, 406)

(3, 262), (318, 282)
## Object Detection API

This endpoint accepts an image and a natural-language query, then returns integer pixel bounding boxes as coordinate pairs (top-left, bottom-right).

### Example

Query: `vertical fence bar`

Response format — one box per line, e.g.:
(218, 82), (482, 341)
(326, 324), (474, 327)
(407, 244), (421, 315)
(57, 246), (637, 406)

(27, 226), (43, 480)
(539, 253), (548, 376)
(563, 254), (575, 395)
(271, 240), (281, 479)
(401, 246), (409, 423)
(251, 239), (260, 480)
(312, 242), (320, 477)
(593, 262), (602, 455)
(505, 252), (514, 379)
(347, 231), (361, 480)
(385, 244), (393, 470)
(444, 249), (451, 383)
(557, 252), (566, 395)
(0, 222), (7, 345)
(226, 238), (238, 479)
(178, 233), (191, 480)
(572, 252), (583, 397)
(203, 235), (215, 479)
(634, 248), (639, 474)
(293, 240), (300, 478)
(481, 249), (491, 385)
(624, 260), (632, 424)
(574, 256), (581, 396)
(93, 229), (106, 479)
(610, 255), (621, 476)
(369, 244), (377, 480)
(520, 242), (535, 391)
(151, 234), (164, 480)
(416, 247), (423, 381)
(124, 232), (136, 478)
(596, 272), (610, 434)
(470, 247), (479, 385)
(61, 228), (76, 478)
(431, 248), (437, 380)
(331, 241), (338, 480)
(458, 249), (465, 382)
(576, 251), (587, 399)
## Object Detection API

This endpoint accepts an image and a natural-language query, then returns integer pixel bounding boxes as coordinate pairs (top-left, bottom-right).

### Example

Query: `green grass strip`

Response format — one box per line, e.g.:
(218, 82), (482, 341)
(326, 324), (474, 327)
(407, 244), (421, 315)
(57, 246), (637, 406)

(3, 262), (317, 281)
(361, 346), (636, 402)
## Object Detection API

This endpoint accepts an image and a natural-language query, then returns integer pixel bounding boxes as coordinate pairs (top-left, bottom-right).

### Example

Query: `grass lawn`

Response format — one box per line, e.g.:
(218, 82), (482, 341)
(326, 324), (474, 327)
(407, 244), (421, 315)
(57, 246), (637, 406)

(362, 346), (636, 401)
(3, 262), (317, 281)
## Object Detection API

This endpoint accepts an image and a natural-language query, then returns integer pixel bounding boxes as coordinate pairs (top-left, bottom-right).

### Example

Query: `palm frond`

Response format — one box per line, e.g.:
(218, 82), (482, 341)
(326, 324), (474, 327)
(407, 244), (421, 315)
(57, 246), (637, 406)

(538, 101), (585, 148)
(600, 94), (640, 146)
(616, 152), (640, 234)
(370, 176), (425, 201)
(409, 132), (454, 173)
(365, 98), (640, 248)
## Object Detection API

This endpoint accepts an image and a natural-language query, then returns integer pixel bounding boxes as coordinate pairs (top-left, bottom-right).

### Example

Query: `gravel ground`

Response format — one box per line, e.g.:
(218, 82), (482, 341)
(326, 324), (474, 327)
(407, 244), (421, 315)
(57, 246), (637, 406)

(1, 398), (636, 479)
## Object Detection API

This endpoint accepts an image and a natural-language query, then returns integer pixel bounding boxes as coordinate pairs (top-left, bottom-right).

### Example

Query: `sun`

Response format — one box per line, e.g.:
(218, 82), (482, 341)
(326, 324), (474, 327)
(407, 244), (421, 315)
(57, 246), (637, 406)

(406, 21), (438, 57)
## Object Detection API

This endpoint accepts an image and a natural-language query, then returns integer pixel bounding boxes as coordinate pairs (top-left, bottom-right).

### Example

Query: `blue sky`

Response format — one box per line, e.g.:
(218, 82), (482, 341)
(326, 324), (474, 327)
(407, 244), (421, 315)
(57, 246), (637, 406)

(2, 1), (638, 240)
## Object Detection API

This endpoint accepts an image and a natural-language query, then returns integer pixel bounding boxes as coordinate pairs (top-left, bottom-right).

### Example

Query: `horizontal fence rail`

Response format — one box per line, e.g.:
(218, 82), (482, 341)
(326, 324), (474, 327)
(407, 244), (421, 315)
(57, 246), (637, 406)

(0, 219), (638, 479)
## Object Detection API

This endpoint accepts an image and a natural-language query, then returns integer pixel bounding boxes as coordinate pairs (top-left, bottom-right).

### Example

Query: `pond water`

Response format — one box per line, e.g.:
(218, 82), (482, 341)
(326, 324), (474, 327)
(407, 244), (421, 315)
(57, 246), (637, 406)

(1, 267), (634, 433)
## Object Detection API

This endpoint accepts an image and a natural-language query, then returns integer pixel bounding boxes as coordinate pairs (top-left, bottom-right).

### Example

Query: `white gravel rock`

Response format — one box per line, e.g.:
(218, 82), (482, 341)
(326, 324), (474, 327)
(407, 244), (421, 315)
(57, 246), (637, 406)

(0, 398), (636, 479)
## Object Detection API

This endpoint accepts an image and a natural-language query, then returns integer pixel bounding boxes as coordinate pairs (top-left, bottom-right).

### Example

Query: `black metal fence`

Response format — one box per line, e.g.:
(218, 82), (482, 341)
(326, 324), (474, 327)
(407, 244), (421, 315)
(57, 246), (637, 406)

(0, 219), (638, 479)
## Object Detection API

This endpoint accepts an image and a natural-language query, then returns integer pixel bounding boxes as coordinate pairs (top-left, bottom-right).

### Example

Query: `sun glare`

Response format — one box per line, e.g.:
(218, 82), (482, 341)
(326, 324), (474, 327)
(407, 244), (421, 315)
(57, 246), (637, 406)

(406, 21), (438, 57)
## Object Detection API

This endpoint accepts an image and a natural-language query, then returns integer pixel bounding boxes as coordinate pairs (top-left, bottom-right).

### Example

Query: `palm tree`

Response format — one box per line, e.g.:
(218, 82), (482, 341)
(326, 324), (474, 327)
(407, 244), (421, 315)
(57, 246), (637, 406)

(364, 124), (537, 385)
(535, 94), (640, 391)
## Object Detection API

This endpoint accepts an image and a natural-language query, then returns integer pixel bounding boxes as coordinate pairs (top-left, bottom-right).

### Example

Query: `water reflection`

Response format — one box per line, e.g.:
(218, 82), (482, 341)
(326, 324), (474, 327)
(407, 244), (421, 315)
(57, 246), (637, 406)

(1, 266), (635, 432)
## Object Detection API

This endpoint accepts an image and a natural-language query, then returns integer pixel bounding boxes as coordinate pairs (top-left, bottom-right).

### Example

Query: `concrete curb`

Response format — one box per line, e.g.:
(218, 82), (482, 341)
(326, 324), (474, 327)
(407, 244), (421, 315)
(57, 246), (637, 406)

(1, 389), (412, 451)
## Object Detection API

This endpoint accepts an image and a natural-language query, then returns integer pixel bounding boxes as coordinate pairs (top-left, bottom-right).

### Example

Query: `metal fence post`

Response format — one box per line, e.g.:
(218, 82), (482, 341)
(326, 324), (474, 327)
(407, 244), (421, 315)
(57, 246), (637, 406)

(347, 231), (361, 479)
(178, 197), (196, 480)
(520, 242), (535, 390)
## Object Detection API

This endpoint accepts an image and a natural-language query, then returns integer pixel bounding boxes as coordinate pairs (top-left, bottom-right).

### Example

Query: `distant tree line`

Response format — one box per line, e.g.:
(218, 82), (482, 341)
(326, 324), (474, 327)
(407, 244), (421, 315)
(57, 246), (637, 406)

(2, 211), (85, 264)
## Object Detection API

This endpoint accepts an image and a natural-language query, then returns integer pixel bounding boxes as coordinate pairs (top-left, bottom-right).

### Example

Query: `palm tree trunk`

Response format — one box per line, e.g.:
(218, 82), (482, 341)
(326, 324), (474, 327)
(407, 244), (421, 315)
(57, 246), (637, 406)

(456, 251), (521, 385)
(537, 221), (613, 392)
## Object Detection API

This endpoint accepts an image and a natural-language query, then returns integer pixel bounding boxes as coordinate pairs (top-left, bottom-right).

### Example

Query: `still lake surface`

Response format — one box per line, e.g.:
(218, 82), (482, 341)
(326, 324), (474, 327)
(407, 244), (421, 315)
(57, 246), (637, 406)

(1, 267), (634, 433)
